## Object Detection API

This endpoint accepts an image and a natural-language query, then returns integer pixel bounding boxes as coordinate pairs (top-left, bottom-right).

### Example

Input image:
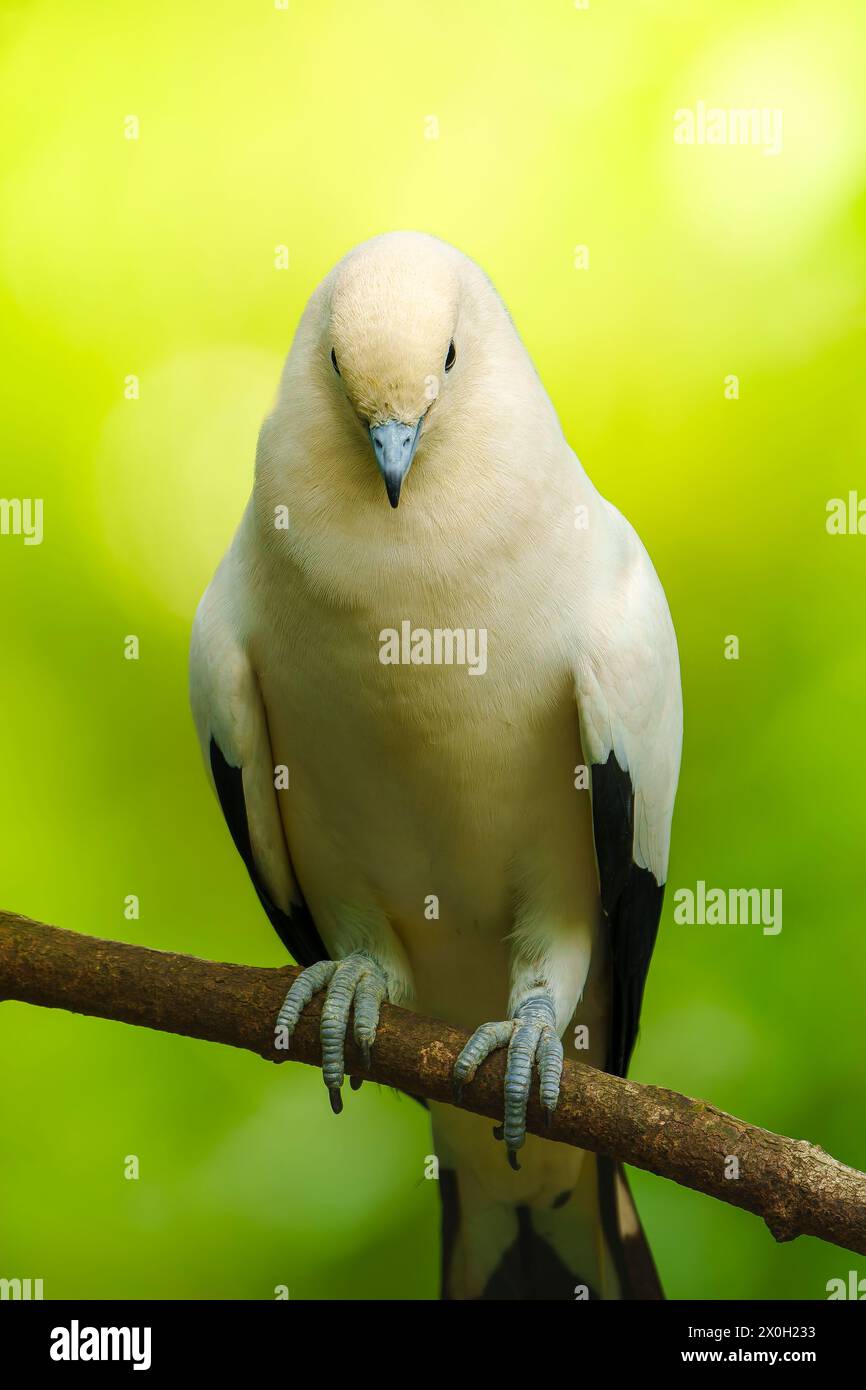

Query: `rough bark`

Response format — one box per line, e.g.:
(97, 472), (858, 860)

(1, 910), (864, 1255)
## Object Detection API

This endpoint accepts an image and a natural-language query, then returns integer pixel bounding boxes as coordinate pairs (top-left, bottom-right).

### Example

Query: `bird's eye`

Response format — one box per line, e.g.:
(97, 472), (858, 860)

(330, 348), (340, 376)
(444, 340), (456, 372)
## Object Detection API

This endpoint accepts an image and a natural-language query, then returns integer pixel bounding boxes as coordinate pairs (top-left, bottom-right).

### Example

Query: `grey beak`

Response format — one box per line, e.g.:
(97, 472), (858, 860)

(369, 418), (423, 508)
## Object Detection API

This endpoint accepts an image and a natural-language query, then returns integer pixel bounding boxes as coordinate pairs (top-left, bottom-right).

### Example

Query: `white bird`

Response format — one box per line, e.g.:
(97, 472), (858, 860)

(190, 231), (682, 1300)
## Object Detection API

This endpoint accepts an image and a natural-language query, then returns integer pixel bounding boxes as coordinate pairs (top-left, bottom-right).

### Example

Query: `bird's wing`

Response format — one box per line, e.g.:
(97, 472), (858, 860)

(574, 508), (682, 1077)
(189, 552), (328, 969)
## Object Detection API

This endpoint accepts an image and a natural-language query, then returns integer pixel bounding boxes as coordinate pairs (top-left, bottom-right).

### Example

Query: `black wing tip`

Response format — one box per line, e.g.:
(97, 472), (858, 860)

(208, 736), (328, 969)
(590, 753), (665, 1079)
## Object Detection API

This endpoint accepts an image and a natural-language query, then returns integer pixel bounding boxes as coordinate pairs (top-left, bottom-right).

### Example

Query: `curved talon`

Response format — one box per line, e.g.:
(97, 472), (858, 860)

(452, 994), (563, 1168)
(275, 951), (389, 1110)
(320, 957), (365, 1092)
(353, 969), (387, 1066)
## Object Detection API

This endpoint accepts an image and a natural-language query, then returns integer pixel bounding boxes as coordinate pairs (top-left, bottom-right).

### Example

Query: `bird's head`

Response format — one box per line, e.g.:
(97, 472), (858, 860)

(324, 233), (462, 508)
(259, 232), (560, 600)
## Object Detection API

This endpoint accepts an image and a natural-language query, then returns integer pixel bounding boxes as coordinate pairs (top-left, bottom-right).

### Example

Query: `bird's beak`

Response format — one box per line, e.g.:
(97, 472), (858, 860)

(369, 418), (423, 508)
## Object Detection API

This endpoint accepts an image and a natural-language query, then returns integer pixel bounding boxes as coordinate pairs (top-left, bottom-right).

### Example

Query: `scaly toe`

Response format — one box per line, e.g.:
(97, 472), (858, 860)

(503, 995), (562, 1163)
(319, 951), (390, 1107)
(352, 966), (387, 1068)
(275, 959), (336, 1046)
(320, 955), (369, 1095)
(275, 951), (390, 1113)
(451, 998), (563, 1169)
(536, 1025), (564, 1118)
(453, 1020), (514, 1103)
(503, 1017), (538, 1154)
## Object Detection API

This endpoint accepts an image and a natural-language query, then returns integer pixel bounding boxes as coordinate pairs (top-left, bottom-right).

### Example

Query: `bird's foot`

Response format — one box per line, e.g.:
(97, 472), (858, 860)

(453, 989), (563, 1171)
(275, 952), (388, 1114)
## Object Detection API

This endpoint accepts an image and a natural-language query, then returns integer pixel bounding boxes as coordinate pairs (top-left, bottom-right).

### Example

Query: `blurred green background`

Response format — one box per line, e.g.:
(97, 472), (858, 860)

(1, 0), (865, 1300)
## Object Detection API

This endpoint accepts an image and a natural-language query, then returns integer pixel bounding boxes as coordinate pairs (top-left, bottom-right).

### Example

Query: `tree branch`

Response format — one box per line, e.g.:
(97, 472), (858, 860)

(2, 909), (864, 1256)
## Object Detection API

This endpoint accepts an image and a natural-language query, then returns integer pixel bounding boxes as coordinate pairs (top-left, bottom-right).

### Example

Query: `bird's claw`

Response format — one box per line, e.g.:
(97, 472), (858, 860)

(453, 992), (563, 1170)
(275, 951), (388, 1110)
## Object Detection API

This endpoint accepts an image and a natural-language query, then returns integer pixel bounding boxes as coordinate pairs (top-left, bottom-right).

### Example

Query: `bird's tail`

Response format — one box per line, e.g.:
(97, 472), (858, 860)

(433, 1107), (662, 1300)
